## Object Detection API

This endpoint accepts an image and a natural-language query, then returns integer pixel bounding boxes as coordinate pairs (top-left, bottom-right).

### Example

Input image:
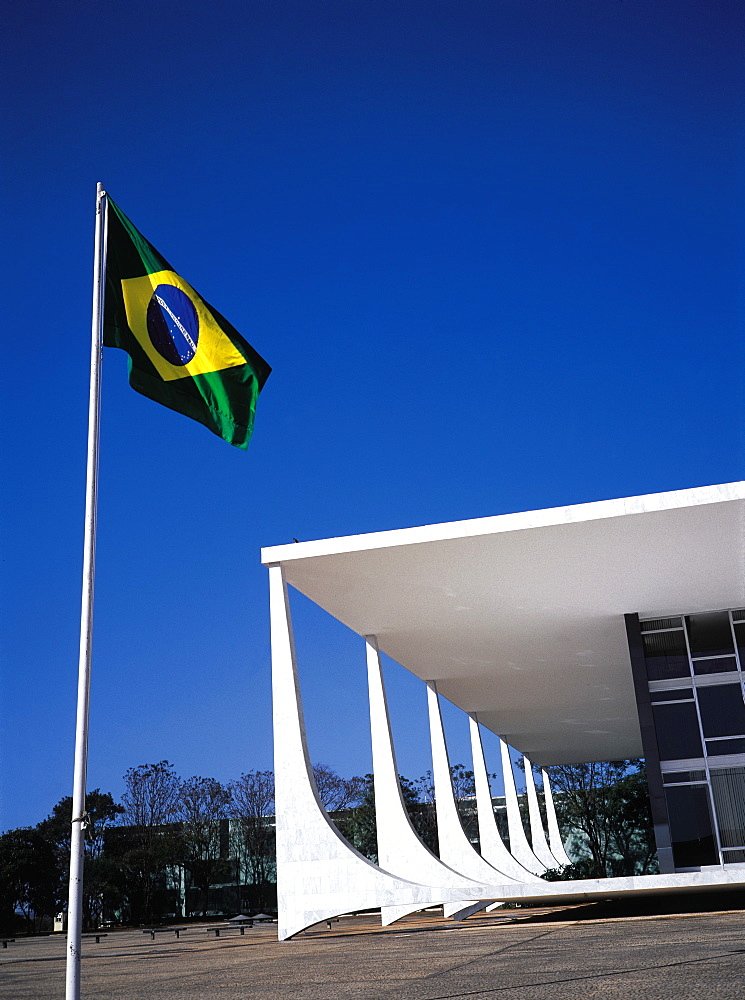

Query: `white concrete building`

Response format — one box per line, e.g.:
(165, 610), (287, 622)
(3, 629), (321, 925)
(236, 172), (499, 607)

(262, 482), (745, 940)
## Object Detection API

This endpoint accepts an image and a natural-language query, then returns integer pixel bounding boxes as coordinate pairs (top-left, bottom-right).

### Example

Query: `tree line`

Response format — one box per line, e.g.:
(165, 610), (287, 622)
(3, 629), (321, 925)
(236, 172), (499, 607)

(0, 760), (367, 934)
(0, 758), (656, 934)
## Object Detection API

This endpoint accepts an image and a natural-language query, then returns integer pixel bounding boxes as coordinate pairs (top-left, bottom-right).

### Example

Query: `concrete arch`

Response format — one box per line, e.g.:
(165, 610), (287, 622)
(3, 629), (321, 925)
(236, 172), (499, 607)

(427, 684), (522, 918)
(365, 638), (486, 924)
(542, 768), (573, 866)
(469, 716), (543, 882)
(523, 755), (561, 869)
(500, 738), (547, 876)
(269, 566), (507, 940)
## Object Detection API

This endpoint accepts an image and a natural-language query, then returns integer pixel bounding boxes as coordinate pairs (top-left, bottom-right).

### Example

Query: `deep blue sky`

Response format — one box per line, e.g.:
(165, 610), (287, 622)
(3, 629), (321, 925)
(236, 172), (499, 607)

(2, 0), (743, 832)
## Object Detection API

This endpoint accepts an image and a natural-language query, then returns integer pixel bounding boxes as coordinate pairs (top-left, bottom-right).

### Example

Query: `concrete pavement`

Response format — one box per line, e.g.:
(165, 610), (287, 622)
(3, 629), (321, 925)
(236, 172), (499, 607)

(4, 905), (745, 999)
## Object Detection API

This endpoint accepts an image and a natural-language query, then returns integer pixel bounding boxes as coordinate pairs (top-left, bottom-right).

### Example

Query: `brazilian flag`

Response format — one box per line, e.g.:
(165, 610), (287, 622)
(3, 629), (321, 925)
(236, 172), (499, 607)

(103, 198), (271, 450)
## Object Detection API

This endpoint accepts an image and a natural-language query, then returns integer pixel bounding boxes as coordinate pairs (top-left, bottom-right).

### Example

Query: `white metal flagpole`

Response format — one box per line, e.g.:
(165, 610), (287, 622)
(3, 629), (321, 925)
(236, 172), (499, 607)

(65, 182), (107, 1000)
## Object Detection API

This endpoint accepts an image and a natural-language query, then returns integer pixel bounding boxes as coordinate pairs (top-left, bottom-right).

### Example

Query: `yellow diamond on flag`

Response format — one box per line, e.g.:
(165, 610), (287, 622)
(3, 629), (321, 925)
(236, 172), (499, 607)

(121, 269), (246, 382)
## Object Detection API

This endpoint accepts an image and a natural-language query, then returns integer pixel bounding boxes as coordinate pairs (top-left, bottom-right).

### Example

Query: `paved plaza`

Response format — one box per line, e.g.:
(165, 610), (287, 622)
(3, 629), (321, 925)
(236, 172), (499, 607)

(4, 903), (745, 1000)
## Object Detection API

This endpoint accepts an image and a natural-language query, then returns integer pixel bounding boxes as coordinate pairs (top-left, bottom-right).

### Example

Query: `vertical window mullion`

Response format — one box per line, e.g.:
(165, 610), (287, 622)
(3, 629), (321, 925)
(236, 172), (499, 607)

(683, 617), (723, 864)
(731, 609), (743, 678)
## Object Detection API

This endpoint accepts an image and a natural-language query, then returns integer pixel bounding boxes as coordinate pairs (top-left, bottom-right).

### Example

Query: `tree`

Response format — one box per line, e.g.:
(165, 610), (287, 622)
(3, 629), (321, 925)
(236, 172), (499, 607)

(114, 761), (182, 923)
(179, 776), (232, 917)
(230, 771), (275, 906)
(38, 789), (124, 928)
(312, 764), (365, 811)
(541, 759), (658, 878)
(413, 765), (478, 847)
(604, 762), (658, 876)
(343, 774), (378, 862)
(409, 772), (439, 854)
(343, 772), (439, 862)
(0, 828), (64, 933)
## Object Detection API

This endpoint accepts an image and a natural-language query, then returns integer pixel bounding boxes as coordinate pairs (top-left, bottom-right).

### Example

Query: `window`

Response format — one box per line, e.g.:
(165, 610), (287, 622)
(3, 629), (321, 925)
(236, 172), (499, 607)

(642, 630), (689, 681)
(709, 767), (745, 849)
(706, 738), (745, 756)
(664, 783), (718, 868)
(662, 770), (706, 784)
(693, 656), (737, 676)
(686, 612), (735, 658)
(652, 702), (703, 761)
(721, 848), (745, 862)
(651, 688), (693, 703)
(641, 618), (683, 631)
(696, 684), (745, 739)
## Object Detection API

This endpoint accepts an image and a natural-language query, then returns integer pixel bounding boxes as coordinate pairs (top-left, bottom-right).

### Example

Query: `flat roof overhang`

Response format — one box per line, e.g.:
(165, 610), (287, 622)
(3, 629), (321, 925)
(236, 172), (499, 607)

(262, 483), (745, 766)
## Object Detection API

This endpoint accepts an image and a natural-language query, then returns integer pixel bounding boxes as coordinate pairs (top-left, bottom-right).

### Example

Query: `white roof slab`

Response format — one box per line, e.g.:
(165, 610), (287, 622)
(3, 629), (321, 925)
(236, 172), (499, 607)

(262, 483), (745, 766)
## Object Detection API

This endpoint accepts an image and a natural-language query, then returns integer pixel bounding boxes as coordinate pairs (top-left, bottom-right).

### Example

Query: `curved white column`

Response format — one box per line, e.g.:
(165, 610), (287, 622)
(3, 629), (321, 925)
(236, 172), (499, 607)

(500, 738), (547, 876)
(523, 755), (560, 869)
(366, 638), (486, 924)
(469, 716), (542, 882)
(269, 566), (505, 939)
(542, 768), (573, 866)
(428, 683), (520, 917)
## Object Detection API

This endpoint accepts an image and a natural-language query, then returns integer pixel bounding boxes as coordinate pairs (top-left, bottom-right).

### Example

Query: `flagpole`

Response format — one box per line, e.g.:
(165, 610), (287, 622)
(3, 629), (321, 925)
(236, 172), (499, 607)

(65, 182), (107, 1000)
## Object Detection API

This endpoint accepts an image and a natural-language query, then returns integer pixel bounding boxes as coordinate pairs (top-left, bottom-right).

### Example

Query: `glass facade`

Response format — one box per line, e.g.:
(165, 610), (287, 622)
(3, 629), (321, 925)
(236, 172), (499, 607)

(640, 609), (745, 870)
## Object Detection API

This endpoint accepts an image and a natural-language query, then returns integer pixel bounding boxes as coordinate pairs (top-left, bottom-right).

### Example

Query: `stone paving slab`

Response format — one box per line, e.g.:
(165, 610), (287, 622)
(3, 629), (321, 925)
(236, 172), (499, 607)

(3, 908), (745, 999)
